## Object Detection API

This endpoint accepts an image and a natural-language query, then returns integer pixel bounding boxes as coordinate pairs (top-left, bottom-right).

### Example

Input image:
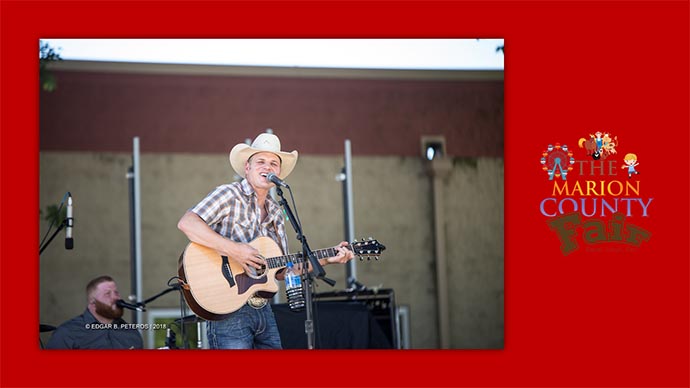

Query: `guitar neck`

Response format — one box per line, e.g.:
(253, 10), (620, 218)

(266, 247), (343, 270)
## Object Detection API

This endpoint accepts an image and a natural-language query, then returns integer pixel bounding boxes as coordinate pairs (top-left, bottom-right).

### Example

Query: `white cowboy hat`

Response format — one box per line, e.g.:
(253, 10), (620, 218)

(229, 133), (298, 179)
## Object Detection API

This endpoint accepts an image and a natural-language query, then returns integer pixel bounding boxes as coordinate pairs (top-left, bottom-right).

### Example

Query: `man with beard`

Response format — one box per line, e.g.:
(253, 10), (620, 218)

(46, 275), (143, 349)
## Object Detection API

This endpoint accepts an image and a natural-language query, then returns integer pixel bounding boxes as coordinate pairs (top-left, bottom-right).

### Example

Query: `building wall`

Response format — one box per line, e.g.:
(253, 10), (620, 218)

(39, 62), (503, 349)
(40, 61), (503, 157)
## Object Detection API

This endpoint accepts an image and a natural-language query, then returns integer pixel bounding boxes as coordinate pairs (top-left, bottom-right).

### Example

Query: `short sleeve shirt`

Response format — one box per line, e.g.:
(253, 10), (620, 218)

(190, 179), (288, 255)
(45, 309), (143, 349)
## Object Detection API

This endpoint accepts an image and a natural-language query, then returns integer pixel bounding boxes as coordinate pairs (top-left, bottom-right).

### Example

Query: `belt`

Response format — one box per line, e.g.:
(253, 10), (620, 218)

(247, 294), (268, 309)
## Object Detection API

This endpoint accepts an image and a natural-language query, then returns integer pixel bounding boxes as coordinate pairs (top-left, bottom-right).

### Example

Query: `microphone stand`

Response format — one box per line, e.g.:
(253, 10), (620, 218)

(39, 192), (72, 255)
(39, 219), (67, 254)
(140, 284), (180, 306)
(139, 284), (188, 349)
(275, 186), (335, 350)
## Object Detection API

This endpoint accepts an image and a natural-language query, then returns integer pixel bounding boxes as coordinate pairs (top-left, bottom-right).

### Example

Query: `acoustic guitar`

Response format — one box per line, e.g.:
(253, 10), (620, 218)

(178, 237), (385, 320)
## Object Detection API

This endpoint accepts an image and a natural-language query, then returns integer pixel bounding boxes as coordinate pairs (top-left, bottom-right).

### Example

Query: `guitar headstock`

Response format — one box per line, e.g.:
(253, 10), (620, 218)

(350, 237), (386, 261)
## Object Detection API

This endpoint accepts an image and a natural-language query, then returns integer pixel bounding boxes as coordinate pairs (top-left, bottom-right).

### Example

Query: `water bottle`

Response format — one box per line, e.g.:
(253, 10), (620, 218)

(285, 262), (305, 311)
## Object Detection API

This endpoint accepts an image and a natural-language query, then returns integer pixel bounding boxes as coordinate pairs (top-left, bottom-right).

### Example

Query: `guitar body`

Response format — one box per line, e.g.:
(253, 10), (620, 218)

(178, 236), (283, 321)
(178, 236), (385, 321)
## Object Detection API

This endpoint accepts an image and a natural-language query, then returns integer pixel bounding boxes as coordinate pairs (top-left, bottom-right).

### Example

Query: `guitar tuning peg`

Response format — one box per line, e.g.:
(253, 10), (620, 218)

(359, 257), (364, 261)
(353, 239), (358, 243)
(368, 237), (373, 240)
(374, 256), (379, 261)
(367, 256), (371, 261)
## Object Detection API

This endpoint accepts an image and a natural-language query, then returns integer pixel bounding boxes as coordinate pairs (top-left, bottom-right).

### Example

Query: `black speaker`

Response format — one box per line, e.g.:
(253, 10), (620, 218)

(273, 288), (399, 349)
(314, 288), (398, 349)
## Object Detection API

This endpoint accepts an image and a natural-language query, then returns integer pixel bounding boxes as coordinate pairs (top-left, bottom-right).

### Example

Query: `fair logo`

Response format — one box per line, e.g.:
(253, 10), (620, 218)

(539, 132), (652, 255)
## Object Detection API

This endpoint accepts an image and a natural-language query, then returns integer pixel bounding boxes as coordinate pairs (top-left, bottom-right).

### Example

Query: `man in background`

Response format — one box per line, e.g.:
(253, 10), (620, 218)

(46, 275), (143, 349)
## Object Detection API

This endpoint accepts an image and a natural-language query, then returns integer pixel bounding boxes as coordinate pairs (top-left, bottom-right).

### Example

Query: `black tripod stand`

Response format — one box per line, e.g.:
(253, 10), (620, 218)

(275, 186), (335, 350)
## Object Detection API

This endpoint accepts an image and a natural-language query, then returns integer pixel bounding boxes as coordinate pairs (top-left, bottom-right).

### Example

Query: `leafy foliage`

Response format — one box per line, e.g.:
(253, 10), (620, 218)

(39, 40), (63, 92)
(42, 204), (66, 227)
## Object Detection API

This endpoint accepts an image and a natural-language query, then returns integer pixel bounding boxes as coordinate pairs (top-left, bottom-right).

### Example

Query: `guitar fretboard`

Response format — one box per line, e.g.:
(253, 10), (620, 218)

(266, 247), (341, 269)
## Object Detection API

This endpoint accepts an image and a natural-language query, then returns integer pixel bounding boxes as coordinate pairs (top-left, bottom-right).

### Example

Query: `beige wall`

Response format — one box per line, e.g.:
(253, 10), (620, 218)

(39, 151), (503, 349)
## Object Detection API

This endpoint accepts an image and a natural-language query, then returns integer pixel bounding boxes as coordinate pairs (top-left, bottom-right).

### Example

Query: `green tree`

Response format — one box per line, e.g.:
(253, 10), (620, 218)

(39, 40), (62, 92)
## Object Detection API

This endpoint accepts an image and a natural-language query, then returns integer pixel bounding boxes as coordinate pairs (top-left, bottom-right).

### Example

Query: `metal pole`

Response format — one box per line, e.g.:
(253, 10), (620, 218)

(127, 166), (136, 323)
(344, 140), (356, 287)
(133, 137), (143, 326)
(428, 158), (452, 348)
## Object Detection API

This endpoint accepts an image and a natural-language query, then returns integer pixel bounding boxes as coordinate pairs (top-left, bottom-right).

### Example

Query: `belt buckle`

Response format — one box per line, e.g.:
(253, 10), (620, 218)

(247, 294), (268, 309)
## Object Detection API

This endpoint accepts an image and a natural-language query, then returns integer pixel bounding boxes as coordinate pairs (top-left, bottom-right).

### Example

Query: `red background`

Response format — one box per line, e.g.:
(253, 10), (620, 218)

(1, 1), (688, 387)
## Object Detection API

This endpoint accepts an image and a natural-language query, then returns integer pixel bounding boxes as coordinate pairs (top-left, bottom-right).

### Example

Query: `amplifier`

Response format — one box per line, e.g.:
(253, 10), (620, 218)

(314, 288), (399, 349)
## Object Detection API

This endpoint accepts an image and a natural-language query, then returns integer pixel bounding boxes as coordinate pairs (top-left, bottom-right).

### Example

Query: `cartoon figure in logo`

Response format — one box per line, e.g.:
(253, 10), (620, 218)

(578, 136), (599, 159)
(601, 133), (618, 157)
(621, 153), (640, 178)
(594, 131), (604, 152)
(578, 131), (618, 160)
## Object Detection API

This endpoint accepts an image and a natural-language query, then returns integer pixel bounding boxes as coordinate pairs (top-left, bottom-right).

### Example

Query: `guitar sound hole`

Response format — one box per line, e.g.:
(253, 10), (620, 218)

(246, 264), (266, 280)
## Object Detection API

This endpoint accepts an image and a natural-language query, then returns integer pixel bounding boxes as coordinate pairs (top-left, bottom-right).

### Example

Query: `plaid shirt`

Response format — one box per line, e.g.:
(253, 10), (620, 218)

(190, 179), (288, 255)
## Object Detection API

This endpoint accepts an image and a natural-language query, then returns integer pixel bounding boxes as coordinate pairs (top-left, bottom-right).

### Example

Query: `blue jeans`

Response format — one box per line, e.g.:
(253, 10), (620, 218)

(207, 303), (283, 349)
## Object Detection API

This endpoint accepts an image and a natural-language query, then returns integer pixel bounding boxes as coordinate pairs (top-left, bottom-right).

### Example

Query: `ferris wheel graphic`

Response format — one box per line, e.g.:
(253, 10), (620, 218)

(540, 143), (575, 180)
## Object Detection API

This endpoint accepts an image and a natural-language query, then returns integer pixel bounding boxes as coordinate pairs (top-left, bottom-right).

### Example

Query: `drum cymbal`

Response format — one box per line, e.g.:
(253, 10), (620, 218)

(40, 324), (56, 333)
(173, 315), (204, 326)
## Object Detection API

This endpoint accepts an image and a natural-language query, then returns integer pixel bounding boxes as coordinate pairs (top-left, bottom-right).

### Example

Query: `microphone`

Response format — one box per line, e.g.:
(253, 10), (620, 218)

(265, 172), (289, 188)
(164, 328), (178, 349)
(116, 299), (146, 312)
(65, 194), (74, 249)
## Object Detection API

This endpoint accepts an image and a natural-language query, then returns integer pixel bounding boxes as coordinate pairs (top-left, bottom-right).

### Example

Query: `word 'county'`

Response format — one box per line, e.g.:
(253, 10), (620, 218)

(540, 197), (653, 217)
